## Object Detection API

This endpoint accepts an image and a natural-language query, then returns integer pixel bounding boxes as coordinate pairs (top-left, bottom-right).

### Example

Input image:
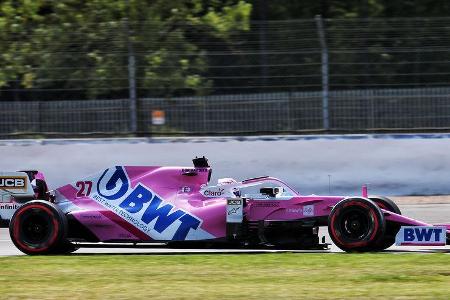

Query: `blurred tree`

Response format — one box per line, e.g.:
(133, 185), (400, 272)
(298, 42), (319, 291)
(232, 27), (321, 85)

(250, 0), (450, 19)
(2, 0), (450, 100)
(0, 0), (252, 100)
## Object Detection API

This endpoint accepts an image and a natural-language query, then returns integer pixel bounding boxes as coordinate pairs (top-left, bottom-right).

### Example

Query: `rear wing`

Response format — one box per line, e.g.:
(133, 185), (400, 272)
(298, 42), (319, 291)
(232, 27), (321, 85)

(0, 172), (35, 201)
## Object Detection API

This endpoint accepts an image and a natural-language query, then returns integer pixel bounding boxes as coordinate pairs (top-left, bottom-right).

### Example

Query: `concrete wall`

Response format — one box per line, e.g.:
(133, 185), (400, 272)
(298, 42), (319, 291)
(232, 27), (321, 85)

(1, 134), (450, 196)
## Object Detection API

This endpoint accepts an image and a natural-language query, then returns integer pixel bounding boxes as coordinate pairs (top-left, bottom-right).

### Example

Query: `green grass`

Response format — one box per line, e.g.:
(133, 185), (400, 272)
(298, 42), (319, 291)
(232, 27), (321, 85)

(0, 253), (449, 299)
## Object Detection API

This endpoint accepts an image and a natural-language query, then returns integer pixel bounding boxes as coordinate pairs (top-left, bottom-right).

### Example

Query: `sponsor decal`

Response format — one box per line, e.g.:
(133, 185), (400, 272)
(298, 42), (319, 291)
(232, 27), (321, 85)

(0, 203), (21, 210)
(0, 176), (27, 190)
(395, 226), (446, 246)
(94, 166), (202, 241)
(0, 202), (21, 221)
(180, 186), (191, 193)
(226, 199), (243, 223)
(303, 205), (314, 216)
(181, 168), (209, 173)
(202, 187), (225, 197)
(285, 205), (315, 216)
(227, 199), (242, 205)
(228, 207), (240, 215)
(81, 215), (102, 219)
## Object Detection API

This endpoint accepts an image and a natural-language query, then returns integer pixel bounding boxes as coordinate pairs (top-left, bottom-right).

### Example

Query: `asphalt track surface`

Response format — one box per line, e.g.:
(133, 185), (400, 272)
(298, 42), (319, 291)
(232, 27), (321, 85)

(1, 204), (449, 256)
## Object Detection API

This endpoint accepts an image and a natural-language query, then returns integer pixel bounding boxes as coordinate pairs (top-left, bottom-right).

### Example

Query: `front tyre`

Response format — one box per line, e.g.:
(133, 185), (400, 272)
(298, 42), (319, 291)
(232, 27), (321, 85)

(328, 197), (385, 252)
(369, 196), (401, 215)
(369, 196), (402, 251)
(9, 200), (68, 255)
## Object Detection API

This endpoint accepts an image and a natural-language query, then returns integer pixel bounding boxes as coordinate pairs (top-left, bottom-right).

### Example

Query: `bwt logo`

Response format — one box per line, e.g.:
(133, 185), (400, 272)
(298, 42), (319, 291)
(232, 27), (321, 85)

(404, 228), (443, 242)
(396, 226), (446, 246)
(97, 166), (201, 240)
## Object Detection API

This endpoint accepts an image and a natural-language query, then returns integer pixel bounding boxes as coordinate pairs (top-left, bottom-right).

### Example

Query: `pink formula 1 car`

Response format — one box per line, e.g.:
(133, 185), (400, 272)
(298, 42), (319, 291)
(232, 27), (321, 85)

(5, 157), (450, 255)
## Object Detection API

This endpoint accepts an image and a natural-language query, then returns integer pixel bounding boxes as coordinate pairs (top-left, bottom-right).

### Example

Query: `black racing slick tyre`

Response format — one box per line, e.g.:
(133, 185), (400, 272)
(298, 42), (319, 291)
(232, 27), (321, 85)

(369, 196), (402, 251)
(328, 197), (386, 252)
(369, 196), (401, 215)
(9, 200), (68, 255)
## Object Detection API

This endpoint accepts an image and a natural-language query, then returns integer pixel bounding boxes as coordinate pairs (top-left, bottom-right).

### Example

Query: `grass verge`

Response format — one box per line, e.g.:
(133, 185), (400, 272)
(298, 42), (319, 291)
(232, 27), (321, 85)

(0, 253), (449, 299)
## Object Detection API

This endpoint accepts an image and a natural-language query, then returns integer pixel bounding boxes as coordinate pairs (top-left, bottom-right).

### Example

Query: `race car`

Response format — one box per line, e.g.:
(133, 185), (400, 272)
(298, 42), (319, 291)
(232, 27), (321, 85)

(5, 157), (450, 255)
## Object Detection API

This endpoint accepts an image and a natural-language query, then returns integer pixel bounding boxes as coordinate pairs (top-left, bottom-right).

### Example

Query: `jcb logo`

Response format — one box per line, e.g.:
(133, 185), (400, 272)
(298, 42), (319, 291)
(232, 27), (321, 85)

(0, 177), (27, 190)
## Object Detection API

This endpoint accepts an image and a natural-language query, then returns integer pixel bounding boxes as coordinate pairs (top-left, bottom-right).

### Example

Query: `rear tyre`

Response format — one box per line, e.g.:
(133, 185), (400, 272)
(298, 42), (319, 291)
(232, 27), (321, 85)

(369, 196), (402, 250)
(9, 200), (68, 255)
(328, 197), (385, 252)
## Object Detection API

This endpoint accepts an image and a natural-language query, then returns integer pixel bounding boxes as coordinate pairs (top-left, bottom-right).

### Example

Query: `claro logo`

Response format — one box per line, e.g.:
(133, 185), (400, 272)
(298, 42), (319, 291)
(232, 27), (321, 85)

(203, 188), (224, 197)
(0, 177), (27, 190)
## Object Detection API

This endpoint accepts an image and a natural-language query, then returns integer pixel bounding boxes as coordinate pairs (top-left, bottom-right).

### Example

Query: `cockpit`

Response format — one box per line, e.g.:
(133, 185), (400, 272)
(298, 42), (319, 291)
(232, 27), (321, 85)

(238, 177), (297, 200)
(192, 156), (298, 200)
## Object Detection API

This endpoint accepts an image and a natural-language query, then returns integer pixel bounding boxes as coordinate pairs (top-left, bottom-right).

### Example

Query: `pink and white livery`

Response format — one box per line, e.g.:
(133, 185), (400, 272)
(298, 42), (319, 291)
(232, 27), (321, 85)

(4, 157), (450, 255)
